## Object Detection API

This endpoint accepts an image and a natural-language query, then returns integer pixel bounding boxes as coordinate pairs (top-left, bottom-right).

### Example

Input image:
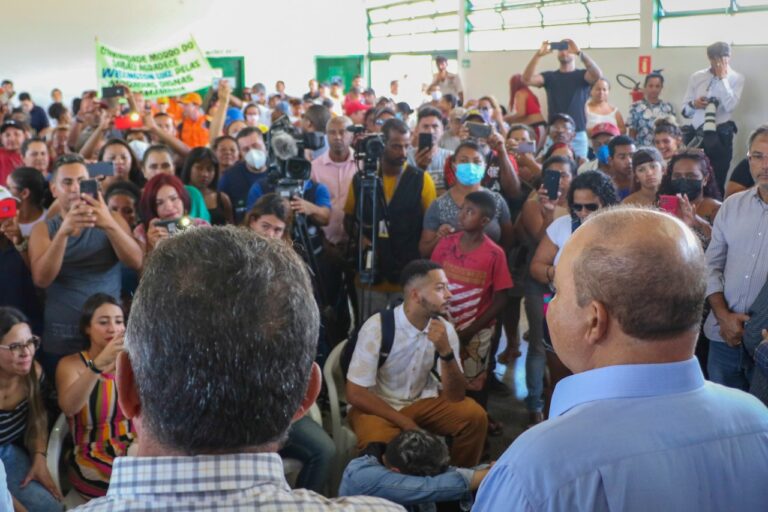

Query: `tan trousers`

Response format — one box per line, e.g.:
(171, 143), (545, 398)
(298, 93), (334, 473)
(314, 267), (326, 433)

(348, 395), (488, 467)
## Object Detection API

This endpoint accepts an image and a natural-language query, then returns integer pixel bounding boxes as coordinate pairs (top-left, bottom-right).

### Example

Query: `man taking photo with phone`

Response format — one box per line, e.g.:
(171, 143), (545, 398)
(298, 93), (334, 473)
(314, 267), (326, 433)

(522, 39), (603, 160)
(28, 154), (142, 376)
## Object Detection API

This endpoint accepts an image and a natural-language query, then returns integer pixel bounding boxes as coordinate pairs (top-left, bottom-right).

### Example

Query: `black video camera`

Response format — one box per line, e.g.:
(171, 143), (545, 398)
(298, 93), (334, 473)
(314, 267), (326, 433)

(348, 125), (384, 176)
(267, 116), (325, 187)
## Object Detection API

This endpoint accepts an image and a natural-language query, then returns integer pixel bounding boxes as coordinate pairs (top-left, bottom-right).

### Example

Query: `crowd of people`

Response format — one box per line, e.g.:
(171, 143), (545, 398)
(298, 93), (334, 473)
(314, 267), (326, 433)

(1, 37), (768, 511)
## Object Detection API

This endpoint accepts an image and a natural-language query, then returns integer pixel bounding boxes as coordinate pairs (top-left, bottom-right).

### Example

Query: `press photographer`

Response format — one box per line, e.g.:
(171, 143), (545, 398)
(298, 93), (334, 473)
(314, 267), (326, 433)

(245, 115), (331, 257)
(343, 118), (437, 319)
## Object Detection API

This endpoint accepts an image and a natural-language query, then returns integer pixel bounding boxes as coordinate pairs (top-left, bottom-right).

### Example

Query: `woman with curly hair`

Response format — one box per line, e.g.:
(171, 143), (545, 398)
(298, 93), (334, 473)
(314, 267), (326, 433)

(529, 170), (620, 416)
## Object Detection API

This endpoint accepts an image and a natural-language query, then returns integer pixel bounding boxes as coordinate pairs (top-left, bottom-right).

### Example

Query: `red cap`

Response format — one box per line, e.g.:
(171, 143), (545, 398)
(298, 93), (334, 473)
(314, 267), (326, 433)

(344, 101), (371, 116)
(590, 122), (620, 138)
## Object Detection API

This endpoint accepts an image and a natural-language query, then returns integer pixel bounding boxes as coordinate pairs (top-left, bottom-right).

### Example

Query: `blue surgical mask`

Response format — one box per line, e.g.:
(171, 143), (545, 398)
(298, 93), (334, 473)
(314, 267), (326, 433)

(455, 162), (485, 186)
(596, 144), (610, 165)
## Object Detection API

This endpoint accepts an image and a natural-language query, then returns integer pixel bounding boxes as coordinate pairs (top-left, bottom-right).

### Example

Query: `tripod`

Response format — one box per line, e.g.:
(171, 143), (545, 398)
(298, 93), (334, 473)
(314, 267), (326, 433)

(354, 171), (390, 324)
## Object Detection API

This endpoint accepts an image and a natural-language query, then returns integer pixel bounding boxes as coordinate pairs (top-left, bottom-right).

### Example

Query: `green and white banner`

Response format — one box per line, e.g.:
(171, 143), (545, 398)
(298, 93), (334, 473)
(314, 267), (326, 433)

(96, 36), (215, 98)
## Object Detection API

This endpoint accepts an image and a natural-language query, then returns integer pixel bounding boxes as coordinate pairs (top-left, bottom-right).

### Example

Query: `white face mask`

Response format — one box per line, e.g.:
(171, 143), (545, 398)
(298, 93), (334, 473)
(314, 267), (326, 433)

(128, 139), (149, 161)
(246, 114), (260, 125)
(245, 148), (267, 169)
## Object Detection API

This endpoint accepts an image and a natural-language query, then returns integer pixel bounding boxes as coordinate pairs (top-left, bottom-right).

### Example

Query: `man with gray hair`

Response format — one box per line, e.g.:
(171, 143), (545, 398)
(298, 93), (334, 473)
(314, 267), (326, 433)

(681, 41), (745, 192)
(75, 227), (403, 511)
(705, 125), (768, 396)
(474, 207), (768, 511)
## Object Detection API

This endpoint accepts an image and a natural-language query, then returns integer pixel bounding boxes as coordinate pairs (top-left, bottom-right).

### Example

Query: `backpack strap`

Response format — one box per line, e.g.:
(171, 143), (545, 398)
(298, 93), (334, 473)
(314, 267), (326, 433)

(377, 307), (396, 368)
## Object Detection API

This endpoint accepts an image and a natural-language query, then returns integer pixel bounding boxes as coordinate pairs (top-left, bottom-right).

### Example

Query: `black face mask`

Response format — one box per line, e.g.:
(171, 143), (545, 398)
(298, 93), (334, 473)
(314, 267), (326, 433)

(671, 178), (703, 200)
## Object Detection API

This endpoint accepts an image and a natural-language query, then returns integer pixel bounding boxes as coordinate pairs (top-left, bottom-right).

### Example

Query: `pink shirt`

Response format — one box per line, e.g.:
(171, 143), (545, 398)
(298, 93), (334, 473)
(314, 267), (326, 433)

(310, 150), (357, 244)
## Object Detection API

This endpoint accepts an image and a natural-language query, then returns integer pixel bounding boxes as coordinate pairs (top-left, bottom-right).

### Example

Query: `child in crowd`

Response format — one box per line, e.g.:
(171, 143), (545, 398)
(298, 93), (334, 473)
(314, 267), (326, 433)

(430, 191), (513, 398)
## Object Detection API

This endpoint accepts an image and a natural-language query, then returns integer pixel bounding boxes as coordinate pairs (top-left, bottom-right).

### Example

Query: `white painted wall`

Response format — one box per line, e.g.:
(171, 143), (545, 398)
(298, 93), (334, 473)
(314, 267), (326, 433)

(460, 46), (765, 162)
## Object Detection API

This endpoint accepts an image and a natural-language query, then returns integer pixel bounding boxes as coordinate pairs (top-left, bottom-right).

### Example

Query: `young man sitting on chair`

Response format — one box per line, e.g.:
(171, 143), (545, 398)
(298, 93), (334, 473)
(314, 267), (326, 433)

(345, 260), (488, 467)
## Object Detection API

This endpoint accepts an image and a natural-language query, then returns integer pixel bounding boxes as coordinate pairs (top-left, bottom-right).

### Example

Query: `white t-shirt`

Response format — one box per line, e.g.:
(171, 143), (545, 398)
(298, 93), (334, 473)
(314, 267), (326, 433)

(546, 214), (576, 266)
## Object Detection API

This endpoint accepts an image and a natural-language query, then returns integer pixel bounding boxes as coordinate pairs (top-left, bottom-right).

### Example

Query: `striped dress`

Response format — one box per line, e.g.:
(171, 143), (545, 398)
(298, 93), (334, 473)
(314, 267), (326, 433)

(68, 351), (135, 499)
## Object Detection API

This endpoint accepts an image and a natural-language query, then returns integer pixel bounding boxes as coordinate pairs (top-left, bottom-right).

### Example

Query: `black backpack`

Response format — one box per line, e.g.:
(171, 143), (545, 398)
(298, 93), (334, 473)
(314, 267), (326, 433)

(340, 308), (396, 379)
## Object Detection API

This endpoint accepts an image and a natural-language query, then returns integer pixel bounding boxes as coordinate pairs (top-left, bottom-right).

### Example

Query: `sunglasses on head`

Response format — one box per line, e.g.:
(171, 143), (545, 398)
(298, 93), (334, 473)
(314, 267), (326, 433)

(571, 203), (599, 212)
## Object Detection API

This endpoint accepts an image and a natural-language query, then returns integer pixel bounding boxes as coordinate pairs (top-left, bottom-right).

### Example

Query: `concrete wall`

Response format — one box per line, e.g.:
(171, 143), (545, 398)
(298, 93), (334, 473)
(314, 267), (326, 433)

(461, 45), (765, 162)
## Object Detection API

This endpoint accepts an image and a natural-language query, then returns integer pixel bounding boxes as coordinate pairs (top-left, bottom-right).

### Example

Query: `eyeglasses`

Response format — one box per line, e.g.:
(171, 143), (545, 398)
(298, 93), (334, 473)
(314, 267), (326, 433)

(0, 336), (40, 356)
(748, 152), (768, 163)
(571, 203), (600, 212)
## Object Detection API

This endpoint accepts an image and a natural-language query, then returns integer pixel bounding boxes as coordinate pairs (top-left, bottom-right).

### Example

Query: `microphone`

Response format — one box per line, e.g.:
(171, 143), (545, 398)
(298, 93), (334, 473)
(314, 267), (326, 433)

(271, 131), (298, 160)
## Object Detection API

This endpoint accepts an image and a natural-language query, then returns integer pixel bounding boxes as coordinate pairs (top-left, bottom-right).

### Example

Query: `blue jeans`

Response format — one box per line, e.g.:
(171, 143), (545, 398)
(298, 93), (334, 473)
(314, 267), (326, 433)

(279, 416), (336, 493)
(524, 292), (546, 413)
(0, 444), (62, 511)
(708, 340), (751, 391)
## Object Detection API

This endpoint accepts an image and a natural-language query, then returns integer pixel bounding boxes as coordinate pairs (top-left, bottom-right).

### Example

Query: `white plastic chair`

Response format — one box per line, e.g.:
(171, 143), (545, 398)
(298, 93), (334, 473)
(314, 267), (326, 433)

(281, 402), (323, 488)
(323, 340), (359, 494)
(46, 414), (87, 509)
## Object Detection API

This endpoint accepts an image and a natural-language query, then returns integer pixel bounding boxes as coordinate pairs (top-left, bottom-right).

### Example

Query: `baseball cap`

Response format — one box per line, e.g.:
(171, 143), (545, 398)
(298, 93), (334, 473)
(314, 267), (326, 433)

(590, 122), (620, 138)
(180, 92), (203, 106)
(0, 185), (18, 220)
(396, 102), (413, 115)
(156, 96), (170, 105)
(462, 109), (485, 123)
(345, 101), (371, 116)
(549, 113), (575, 126)
(0, 119), (26, 134)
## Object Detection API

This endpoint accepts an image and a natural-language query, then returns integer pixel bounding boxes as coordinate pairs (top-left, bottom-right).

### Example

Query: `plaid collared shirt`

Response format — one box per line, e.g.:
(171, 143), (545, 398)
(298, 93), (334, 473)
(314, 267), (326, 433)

(73, 452), (404, 511)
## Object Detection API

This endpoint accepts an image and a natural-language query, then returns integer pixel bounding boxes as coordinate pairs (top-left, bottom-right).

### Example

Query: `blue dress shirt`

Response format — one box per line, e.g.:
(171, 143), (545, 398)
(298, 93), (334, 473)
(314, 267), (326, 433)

(474, 358), (768, 512)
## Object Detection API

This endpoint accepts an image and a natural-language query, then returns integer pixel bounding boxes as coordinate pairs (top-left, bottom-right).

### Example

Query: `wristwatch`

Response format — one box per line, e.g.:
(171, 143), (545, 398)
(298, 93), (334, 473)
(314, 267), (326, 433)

(438, 350), (456, 362)
(86, 358), (102, 374)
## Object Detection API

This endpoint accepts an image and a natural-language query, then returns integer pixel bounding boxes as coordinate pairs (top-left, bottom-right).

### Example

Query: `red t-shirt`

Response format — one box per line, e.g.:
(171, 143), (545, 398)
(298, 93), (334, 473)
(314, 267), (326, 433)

(0, 149), (23, 186)
(431, 232), (513, 331)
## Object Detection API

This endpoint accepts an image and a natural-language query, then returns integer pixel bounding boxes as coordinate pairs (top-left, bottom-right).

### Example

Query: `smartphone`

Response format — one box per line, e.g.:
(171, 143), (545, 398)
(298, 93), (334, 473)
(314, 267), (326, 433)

(155, 216), (192, 236)
(466, 121), (492, 139)
(80, 179), (99, 200)
(212, 77), (237, 89)
(0, 197), (17, 220)
(101, 86), (126, 99)
(543, 169), (561, 201)
(418, 133), (433, 152)
(517, 141), (536, 154)
(86, 161), (115, 178)
(114, 113), (143, 130)
(550, 41), (569, 51)
(658, 194), (679, 215)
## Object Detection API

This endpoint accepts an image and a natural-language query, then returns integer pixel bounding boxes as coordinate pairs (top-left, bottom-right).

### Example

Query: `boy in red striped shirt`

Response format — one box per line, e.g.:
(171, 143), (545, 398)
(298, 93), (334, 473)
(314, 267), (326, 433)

(431, 190), (512, 392)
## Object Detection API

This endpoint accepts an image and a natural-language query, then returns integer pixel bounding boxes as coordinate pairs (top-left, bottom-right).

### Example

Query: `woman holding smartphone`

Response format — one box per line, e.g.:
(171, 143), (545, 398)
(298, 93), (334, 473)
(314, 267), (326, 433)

(658, 150), (721, 248)
(529, 171), (619, 418)
(132, 174), (209, 254)
(56, 294), (136, 499)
